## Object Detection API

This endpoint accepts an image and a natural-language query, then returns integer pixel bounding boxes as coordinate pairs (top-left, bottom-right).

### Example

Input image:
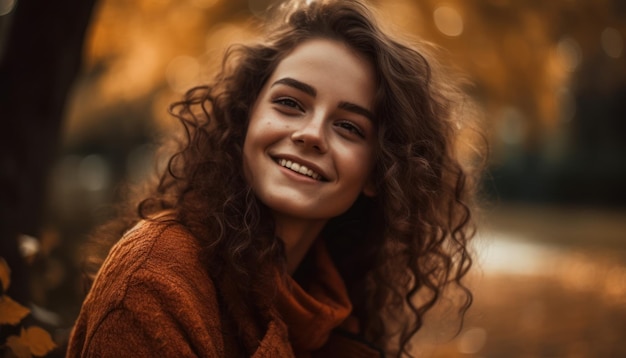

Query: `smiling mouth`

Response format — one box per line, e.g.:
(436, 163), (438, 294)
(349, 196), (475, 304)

(276, 158), (325, 181)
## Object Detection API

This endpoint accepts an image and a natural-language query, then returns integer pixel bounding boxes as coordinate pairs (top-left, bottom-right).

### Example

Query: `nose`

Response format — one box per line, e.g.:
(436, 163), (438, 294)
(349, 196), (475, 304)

(290, 114), (328, 153)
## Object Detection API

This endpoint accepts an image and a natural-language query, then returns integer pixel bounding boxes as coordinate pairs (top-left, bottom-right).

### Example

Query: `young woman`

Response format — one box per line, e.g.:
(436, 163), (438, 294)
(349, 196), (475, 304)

(68, 0), (480, 356)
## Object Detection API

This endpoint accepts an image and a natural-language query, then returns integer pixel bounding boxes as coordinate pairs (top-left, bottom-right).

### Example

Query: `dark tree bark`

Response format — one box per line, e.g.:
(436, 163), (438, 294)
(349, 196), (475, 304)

(0, 0), (97, 326)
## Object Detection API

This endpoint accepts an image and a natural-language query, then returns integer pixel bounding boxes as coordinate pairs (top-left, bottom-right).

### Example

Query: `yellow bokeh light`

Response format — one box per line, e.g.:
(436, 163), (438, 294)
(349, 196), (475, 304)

(555, 37), (582, 72)
(433, 5), (463, 37)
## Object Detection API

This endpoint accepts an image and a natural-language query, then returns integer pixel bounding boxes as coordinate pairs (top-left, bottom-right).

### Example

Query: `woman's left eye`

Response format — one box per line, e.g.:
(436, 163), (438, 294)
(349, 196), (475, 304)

(336, 121), (365, 138)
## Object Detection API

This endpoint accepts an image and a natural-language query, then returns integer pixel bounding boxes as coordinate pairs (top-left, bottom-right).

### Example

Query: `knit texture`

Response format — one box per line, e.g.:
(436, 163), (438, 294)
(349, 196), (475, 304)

(67, 220), (382, 357)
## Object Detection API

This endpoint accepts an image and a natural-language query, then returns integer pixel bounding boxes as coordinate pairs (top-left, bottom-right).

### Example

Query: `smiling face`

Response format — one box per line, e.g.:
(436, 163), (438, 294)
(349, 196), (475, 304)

(243, 38), (377, 226)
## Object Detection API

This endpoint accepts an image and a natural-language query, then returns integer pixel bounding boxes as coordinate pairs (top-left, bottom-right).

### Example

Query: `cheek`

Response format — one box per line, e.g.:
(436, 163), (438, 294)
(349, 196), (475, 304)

(243, 115), (267, 152)
(353, 145), (375, 173)
(339, 149), (374, 189)
(247, 108), (279, 140)
(241, 145), (253, 186)
(242, 125), (261, 183)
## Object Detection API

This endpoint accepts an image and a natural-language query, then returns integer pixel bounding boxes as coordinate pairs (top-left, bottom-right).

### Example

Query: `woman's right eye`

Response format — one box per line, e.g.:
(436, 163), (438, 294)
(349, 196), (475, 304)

(273, 97), (303, 112)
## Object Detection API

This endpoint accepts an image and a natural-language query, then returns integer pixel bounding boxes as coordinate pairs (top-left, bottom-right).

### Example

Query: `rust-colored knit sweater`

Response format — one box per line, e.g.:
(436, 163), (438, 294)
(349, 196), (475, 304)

(67, 220), (382, 357)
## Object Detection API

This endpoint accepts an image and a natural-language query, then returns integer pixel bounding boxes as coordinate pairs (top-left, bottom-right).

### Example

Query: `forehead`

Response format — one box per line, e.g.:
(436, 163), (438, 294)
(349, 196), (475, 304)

(269, 38), (376, 106)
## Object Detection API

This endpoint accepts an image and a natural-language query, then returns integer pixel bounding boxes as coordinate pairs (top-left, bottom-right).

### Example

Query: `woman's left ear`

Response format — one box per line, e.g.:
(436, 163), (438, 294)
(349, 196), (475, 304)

(363, 179), (376, 197)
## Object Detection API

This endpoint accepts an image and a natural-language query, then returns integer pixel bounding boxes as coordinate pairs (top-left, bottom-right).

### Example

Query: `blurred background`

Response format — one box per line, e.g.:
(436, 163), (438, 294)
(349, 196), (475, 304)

(1, 0), (625, 356)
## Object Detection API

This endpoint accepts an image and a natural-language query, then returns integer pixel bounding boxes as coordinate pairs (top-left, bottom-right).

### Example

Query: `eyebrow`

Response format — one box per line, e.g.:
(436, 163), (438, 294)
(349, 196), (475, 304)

(271, 77), (374, 121)
(338, 101), (374, 121)
(272, 77), (316, 97)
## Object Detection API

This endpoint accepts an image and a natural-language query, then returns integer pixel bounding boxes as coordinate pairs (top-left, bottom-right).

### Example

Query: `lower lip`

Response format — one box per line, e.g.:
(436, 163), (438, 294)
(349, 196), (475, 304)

(276, 163), (321, 183)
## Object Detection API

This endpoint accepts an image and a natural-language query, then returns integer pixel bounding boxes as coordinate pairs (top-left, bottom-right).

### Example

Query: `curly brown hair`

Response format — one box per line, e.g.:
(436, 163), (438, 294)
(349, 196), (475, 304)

(85, 0), (482, 356)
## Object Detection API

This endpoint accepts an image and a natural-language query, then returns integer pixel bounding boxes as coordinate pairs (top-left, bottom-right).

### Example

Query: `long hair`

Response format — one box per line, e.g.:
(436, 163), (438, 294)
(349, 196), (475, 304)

(85, 0), (481, 356)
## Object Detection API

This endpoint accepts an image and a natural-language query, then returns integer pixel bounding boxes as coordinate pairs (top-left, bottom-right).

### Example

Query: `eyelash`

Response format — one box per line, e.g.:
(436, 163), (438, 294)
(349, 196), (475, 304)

(273, 97), (303, 112)
(335, 121), (365, 138)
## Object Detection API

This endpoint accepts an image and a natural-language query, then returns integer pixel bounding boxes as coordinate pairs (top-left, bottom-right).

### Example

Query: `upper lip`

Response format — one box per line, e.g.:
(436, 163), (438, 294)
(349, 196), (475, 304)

(271, 154), (330, 181)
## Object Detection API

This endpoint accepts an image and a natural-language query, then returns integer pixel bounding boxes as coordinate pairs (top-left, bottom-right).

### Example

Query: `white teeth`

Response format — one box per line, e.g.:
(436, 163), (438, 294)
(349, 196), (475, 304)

(277, 158), (322, 180)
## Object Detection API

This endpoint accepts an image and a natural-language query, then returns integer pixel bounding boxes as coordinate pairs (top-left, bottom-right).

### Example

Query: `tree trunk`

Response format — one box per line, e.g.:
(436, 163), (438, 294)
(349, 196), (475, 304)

(0, 0), (97, 326)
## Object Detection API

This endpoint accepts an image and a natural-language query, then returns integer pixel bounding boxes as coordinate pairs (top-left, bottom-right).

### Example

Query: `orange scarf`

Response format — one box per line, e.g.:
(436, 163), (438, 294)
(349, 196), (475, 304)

(275, 239), (354, 353)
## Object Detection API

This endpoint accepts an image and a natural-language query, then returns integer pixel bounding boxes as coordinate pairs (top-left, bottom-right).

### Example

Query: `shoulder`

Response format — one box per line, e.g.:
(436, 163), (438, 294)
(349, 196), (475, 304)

(88, 218), (212, 307)
(113, 218), (202, 268)
(68, 219), (224, 356)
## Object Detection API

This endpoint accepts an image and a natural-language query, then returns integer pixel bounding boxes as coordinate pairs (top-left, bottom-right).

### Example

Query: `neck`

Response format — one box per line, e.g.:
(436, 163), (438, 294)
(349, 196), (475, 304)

(273, 213), (327, 274)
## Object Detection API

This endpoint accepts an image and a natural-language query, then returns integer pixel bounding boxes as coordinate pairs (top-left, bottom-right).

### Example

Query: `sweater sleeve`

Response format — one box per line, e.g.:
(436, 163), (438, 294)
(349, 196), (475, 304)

(84, 306), (205, 357)
(80, 272), (223, 357)
(67, 222), (227, 357)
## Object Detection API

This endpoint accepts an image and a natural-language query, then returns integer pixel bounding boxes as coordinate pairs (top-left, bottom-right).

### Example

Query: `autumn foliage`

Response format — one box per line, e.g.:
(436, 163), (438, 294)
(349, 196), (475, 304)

(0, 257), (56, 357)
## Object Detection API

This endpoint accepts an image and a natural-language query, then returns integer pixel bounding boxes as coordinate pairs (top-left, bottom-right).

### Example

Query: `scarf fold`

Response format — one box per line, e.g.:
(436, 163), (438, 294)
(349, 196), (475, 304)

(274, 239), (353, 352)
